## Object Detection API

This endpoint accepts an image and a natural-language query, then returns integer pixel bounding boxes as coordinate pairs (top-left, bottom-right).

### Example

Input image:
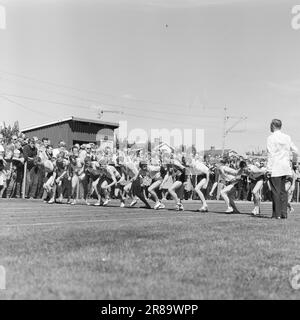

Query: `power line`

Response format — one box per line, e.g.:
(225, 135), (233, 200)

(0, 71), (239, 130)
(0, 69), (223, 111)
(0, 92), (222, 128)
(0, 75), (222, 118)
(1, 93), (89, 110)
(1, 92), (223, 120)
(122, 111), (222, 128)
(0, 95), (52, 118)
(0, 75), (100, 105)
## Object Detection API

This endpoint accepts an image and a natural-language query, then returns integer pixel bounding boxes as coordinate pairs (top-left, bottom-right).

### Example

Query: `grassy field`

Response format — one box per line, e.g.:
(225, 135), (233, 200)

(0, 199), (300, 300)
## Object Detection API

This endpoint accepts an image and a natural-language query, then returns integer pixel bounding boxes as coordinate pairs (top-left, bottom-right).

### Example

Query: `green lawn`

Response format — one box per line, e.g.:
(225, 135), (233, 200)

(0, 200), (300, 299)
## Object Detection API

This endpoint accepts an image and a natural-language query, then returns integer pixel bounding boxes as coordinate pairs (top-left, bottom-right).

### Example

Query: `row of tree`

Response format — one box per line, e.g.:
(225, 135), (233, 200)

(0, 121), (20, 143)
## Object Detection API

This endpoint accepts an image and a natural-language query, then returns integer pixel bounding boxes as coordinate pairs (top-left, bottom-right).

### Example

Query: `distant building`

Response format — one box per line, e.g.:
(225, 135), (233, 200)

(22, 116), (119, 148)
(153, 142), (175, 154)
(204, 146), (237, 158)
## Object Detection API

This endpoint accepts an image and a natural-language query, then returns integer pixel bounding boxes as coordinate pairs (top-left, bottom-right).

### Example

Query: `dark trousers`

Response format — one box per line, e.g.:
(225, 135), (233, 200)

(131, 179), (151, 209)
(36, 167), (46, 198)
(79, 175), (91, 200)
(26, 166), (43, 198)
(25, 168), (32, 198)
(62, 178), (71, 200)
(30, 168), (39, 198)
(269, 176), (288, 219)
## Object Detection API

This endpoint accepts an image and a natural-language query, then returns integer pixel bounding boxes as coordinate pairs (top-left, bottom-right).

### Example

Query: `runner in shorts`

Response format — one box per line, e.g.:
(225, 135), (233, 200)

(246, 161), (267, 215)
(168, 157), (186, 212)
(220, 159), (247, 214)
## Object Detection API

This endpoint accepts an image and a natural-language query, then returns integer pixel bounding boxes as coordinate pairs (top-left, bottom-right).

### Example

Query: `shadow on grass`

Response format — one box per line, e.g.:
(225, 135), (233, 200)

(249, 214), (271, 219)
(206, 210), (272, 219)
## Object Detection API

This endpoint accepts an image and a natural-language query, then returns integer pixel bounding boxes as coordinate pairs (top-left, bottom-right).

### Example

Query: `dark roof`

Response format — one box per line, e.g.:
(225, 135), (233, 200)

(22, 116), (119, 132)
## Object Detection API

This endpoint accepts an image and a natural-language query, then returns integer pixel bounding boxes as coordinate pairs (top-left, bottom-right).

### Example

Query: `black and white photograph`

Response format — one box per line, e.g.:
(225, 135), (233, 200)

(1, 0), (300, 302)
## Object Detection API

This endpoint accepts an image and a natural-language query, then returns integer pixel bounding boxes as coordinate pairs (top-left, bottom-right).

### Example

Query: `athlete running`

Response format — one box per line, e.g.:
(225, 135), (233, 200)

(220, 159), (247, 214)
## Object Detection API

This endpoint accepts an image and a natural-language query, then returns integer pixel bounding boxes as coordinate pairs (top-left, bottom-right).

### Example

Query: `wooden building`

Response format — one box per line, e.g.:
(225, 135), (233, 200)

(22, 116), (119, 147)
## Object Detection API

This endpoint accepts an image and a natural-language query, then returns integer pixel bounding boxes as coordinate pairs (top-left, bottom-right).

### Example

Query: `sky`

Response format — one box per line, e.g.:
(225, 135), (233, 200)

(0, 0), (300, 153)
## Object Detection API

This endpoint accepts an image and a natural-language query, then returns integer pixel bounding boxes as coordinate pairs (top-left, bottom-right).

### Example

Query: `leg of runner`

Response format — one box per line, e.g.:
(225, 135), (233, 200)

(195, 178), (208, 212)
(168, 181), (184, 211)
(56, 181), (63, 203)
(115, 184), (125, 208)
(209, 182), (218, 198)
(48, 180), (56, 204)
(148, 180), (165, 210)
(220, 184), (237, 213)
(71, 175), (79, 205)
(252, 180), (264, 215)
(128, 180), (140, 207)
(92, 178), (102, 206)
(285, 181), (294, 214)
(101, 180), (111, 206)
(132, 178), (151, 209)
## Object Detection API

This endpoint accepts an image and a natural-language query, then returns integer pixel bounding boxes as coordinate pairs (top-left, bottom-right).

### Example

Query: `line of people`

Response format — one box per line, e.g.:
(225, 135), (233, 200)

(0, 133), (298, 215)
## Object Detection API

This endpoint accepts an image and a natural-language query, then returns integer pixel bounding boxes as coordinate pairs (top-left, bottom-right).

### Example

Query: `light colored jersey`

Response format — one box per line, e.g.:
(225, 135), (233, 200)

(191, 160), (209, 176)
(247, 164), (266, 180)
(124, 160), (139, 179)
(219, 165), (241, 183)
(148, 165), (161, 180)
(106, 165), (121, 180)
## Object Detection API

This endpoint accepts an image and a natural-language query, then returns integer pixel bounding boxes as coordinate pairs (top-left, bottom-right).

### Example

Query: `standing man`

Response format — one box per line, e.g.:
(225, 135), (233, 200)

(267, 119), (298, 219)
(22, 138), (38, 198)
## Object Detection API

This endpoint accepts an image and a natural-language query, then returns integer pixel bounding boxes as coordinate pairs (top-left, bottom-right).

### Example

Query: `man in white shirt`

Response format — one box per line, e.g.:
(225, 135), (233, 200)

(267, 119), (298, 219)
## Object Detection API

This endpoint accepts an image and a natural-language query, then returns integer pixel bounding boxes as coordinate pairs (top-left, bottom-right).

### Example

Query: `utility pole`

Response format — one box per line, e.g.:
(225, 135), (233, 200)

(222, 107), (247, 157)
(222, 107), (229, 157)
(96, 108), (124, 152)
